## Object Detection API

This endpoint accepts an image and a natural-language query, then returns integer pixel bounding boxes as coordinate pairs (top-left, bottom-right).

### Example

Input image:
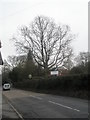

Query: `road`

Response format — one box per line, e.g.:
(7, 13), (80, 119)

(2, 89), (89, 119)
(2, 96), (19, 119)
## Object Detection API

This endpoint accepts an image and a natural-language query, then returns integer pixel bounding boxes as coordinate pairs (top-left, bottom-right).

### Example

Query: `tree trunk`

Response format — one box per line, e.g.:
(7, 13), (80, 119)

(44, 65), (49, 77)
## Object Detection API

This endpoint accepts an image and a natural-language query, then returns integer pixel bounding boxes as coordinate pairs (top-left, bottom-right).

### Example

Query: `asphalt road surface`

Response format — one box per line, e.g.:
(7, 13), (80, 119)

(2, 96), (19, 119)
(2, 89), (89, 119)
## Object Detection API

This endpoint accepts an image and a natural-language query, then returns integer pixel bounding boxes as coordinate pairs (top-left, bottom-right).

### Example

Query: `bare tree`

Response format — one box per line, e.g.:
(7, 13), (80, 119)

(2, 60), (11, 73)
(12, 16), (75, 74)
(8, 55), (27, 68)
(63, 56), (74, 70)
(75, 52), (90, 66)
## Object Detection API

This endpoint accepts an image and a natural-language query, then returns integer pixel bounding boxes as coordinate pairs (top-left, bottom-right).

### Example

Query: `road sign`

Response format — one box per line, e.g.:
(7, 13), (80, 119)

(50, 71), (59, 76)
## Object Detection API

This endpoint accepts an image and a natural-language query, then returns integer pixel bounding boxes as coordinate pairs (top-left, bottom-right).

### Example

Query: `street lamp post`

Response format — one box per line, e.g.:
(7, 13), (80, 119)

(0, 41), (3, 65)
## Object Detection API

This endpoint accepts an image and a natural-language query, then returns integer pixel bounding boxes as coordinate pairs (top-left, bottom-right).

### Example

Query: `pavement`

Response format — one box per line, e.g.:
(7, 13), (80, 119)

(2, 89), (89, 119)
(2, 95), (19, 119)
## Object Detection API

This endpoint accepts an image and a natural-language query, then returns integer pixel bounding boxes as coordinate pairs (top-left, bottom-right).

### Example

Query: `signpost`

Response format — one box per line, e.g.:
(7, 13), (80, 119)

(28, 74), (32, 79)
(50, 71), (59, 76)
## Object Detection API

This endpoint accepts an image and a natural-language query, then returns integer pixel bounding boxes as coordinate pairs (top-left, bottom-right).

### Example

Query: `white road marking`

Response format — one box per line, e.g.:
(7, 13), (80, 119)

(49, 100), (80, 112)
(15, 91), (88, 114)
(73, 109), (80, 112)
(7, 101), (24, 120)
(29, 95), (42, 100)
(20, 92), (42, 100)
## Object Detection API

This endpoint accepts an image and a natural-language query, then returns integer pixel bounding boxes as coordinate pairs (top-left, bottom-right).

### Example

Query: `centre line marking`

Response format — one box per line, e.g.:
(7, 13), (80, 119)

(21, 93), (42, 100)
(29, 95), (42, 100)
(49, 100), (80, 112)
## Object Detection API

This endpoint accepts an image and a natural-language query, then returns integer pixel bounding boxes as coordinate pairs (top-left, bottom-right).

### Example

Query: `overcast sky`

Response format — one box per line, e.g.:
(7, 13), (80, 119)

(0, 0), (88, 60)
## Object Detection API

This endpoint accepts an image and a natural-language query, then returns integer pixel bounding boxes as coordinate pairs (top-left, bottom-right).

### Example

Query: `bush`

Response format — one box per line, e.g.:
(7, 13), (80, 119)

(14, 74), (89, 99)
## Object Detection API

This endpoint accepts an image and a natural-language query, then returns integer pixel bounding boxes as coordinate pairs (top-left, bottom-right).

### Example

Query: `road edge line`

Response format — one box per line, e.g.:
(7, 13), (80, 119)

(8, 101), (24, 120)
(3, 94), (24, 120)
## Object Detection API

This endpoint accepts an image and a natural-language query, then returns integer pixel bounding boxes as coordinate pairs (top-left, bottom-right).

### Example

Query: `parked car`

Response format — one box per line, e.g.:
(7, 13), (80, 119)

(3, 83), (11, 90)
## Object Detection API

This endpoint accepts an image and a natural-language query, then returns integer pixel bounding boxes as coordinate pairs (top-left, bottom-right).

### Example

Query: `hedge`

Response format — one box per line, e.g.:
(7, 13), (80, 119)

(14, 74), (89, 99)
